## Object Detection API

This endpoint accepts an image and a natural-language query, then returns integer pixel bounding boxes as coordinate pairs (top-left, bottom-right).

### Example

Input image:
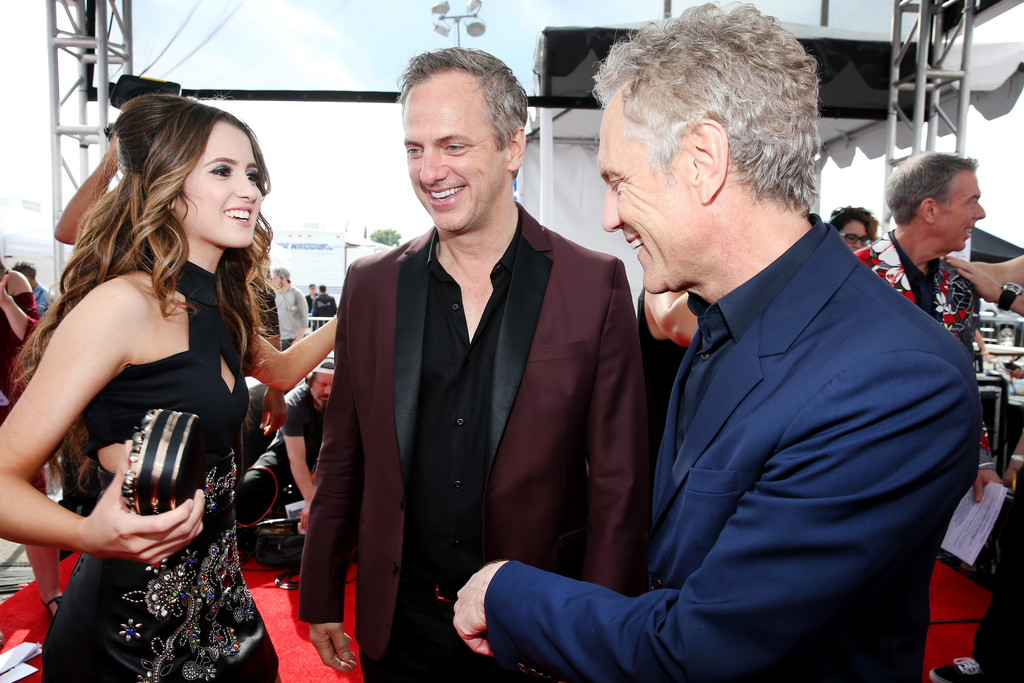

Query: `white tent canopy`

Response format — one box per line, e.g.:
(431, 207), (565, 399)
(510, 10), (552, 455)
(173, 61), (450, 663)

(0, 199), (59, 287)
(2, 230), (58, 289)
(3, 230), (54, 260)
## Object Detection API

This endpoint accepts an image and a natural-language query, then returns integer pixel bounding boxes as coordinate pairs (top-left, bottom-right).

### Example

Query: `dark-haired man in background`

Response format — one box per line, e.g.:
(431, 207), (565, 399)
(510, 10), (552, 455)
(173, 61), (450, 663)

(311, 285), (337, 318)
(237, 361), (334, 529)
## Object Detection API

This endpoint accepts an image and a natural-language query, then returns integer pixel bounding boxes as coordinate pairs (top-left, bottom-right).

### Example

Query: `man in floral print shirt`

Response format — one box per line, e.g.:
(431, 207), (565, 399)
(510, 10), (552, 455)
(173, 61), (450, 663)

(856, 151), (999, 501)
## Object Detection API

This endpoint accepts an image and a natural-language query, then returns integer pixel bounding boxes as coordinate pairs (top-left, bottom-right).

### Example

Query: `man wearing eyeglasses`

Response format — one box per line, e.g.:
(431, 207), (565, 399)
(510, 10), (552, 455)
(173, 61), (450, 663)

(856, 151), (1000, 502)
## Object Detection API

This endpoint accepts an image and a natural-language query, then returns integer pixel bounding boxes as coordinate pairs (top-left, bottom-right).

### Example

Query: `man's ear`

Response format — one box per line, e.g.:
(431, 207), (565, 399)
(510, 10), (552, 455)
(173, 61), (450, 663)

(918, 197), (940, 224)
(680, 119), (729, 205)
(506, 126), (526, 174)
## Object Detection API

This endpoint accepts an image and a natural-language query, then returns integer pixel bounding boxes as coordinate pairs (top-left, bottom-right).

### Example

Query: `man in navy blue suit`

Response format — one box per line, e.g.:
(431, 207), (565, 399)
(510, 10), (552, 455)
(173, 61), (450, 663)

(453, 4), (980, 681)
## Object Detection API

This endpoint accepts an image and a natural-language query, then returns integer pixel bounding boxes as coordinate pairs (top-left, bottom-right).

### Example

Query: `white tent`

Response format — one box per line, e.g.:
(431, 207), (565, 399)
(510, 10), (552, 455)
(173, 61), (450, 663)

(0, 199), (58, 288)
(3, 230), (54, 260)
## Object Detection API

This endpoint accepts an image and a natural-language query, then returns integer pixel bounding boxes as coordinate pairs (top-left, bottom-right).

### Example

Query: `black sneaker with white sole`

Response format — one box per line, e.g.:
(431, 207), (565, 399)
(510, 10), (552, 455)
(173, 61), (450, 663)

(930, 657), (987, 683)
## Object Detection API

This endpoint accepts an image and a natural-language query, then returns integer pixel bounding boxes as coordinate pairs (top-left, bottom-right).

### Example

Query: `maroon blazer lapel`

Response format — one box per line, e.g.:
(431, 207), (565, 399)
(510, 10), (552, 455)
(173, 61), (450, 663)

(393, 232), (432, 488)
(486, 212), (553, 478)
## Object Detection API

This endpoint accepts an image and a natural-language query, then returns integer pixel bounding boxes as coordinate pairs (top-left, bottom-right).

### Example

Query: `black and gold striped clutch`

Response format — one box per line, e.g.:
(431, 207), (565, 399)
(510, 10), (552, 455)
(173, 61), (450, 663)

(122, 409), (206, 515)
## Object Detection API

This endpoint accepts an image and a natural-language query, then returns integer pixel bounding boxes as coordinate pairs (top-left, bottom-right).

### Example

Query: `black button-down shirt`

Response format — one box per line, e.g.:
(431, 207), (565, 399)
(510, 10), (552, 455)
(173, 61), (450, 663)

(403, 221), (520, 588)
(678, 218), (827, 443)
(889, 231), (937, 315)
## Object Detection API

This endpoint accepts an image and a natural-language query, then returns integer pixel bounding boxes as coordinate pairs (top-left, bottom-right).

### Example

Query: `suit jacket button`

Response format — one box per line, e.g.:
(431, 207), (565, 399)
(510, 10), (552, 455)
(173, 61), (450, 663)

(651, 576), (662, 590)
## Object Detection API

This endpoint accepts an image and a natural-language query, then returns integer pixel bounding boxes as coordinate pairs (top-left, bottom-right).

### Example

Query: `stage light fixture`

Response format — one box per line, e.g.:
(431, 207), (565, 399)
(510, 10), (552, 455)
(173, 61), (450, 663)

(465, 18), (485, 37)
(429, 0), (485, 47)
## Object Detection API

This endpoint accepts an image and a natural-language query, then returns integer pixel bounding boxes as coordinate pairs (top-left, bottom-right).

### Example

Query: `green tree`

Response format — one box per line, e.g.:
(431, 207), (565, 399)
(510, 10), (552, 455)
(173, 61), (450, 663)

(370, 228), (402, 247)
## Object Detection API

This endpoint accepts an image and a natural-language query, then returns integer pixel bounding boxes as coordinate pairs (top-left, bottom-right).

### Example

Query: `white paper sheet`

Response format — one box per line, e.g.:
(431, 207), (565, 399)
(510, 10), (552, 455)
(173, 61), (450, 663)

(0, 642), (42, 682)
(940, 482), (1008, 565)
(0, 663), (38, 683)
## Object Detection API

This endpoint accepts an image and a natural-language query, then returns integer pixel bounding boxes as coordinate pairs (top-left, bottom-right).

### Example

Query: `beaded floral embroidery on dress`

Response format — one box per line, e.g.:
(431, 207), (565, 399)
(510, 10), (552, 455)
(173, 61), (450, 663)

(204, 458), (237, 514)
(121, 525), (255, 682)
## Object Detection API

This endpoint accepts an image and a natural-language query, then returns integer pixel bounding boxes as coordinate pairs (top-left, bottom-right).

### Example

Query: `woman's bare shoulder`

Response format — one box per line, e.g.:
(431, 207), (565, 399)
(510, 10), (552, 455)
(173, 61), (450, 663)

(62, 273), (179, 338)
(51, 273), (187, 370)
(4, 269), (33, 295)
(78, 273), (163, 313)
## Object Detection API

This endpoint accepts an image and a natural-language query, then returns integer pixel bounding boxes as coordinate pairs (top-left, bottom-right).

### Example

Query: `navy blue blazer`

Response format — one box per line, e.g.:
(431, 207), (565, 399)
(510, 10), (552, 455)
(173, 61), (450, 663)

(482, 225), (980, 682)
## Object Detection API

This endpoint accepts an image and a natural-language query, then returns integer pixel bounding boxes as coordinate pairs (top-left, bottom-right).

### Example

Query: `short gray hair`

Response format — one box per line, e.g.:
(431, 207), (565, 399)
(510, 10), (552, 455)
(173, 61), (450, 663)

(398, 47), (527, 150)
(886, 152), (979, 226)
(271, 266), (290, 282)
(594, 3), (821, 213)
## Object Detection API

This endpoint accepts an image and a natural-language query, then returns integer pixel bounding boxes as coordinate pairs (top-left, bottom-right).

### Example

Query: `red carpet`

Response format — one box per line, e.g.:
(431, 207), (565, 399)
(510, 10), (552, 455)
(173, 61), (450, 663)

(922, 562), (992, 682)
(0, 554), (363, 682)
(0, 556), (990, 681)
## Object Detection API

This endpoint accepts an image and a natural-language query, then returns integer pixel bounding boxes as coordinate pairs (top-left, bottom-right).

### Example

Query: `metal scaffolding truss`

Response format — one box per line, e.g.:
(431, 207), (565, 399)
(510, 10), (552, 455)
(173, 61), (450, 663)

(46, 0), (132, 262)
(885, 0), (976, 187)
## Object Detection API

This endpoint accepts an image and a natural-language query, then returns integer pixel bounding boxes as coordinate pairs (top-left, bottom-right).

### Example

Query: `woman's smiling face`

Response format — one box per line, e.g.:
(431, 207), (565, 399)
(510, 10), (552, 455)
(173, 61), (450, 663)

(174, 121), (264, 270)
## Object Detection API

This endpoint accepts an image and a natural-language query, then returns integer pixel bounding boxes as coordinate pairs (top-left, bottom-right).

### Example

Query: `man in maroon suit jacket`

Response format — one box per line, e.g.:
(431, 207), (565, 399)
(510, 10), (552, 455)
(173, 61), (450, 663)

(298, 47), (649, 681)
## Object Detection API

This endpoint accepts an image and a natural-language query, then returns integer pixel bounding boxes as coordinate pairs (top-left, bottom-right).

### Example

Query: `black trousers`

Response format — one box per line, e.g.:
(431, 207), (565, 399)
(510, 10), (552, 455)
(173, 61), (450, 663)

(973, 492), (1021, 681)
(361, 581), (532, 683)
(236, 451), (299, 527)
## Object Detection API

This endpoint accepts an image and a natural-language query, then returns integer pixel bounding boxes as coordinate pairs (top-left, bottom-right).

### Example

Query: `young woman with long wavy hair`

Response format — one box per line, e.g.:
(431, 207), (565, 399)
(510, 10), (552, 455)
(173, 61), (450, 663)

(0, 93), (335, 682)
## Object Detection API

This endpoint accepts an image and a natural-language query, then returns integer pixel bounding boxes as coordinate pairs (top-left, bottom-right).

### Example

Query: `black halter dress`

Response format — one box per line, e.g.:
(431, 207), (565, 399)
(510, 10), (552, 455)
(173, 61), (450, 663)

(42, 262), (279, 682)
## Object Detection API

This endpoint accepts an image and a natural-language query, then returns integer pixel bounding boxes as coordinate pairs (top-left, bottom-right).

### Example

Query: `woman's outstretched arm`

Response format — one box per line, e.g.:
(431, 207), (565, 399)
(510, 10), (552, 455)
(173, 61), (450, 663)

(249, 316), (337, 389)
